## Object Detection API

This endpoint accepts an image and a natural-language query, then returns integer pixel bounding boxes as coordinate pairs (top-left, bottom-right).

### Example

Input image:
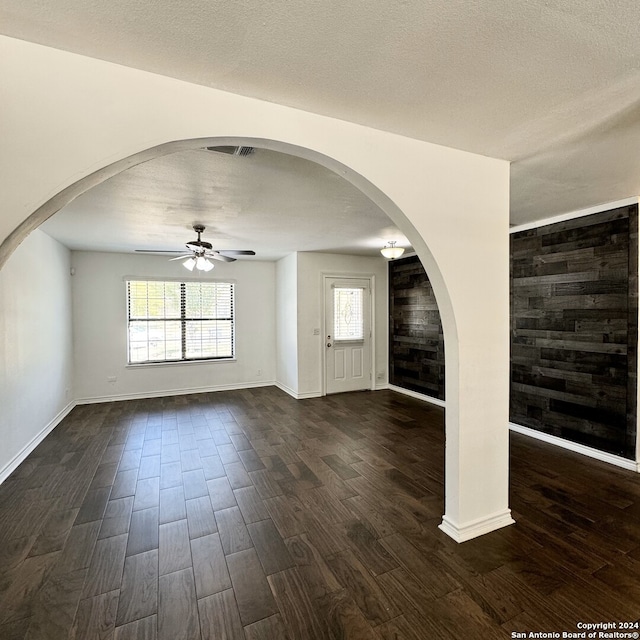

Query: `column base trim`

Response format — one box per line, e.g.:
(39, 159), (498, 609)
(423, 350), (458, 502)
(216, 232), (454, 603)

(439, 509), (515, 543)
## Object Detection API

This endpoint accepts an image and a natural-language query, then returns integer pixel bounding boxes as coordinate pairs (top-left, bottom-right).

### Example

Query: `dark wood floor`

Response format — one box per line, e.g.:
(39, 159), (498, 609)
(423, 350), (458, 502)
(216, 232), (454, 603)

(1, 387), (640, 639)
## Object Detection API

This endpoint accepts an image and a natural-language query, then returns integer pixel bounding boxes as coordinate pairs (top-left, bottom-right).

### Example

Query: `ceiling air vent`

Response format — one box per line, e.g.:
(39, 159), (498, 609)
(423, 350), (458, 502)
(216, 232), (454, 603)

(205, 146), (255, 157)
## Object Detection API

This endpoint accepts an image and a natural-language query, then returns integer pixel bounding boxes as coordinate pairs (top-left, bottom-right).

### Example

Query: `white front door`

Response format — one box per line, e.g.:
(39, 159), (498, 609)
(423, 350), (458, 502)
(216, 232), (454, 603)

(324, 277), (372, 394)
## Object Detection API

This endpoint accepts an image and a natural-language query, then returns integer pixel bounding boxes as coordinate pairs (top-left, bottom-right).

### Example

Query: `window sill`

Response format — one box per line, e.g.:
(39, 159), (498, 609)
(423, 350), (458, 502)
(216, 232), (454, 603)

(126, 359), (236, 369)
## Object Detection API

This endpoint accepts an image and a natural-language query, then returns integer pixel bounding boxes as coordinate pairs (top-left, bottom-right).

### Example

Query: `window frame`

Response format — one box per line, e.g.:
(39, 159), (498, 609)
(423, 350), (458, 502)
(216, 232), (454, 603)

(125, 277), (236, 365)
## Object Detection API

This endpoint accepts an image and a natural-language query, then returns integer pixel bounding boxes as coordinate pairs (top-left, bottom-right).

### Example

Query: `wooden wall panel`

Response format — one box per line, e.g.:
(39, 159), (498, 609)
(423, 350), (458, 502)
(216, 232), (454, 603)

(510, 204), (638, 459)
(388, 256), (445, 401)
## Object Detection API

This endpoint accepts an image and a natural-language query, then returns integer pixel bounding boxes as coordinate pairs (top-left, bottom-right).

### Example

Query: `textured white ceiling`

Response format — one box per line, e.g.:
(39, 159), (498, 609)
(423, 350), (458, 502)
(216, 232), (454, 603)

(40, 148), (410, 260)
(4, 0), (640, 237)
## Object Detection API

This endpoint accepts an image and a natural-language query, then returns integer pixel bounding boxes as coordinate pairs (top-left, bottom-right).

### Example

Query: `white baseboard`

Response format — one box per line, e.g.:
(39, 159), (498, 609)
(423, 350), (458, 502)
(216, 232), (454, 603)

(274, 382), (322, 400)
(387, 384), (446, 408)
(439, 509), (515, 543)
(77, 380), (276, 405)
(509, 422), (639, 472)
(297, 391), (323, 399)
(0, 401), (76, 485)
(277, 381), (395, 399)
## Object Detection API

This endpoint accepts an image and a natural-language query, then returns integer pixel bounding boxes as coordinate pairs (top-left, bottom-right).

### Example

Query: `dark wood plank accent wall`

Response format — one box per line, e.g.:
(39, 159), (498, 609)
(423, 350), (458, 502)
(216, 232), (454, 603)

(510, 204), (638, 459)
(389, 256), (445, 401)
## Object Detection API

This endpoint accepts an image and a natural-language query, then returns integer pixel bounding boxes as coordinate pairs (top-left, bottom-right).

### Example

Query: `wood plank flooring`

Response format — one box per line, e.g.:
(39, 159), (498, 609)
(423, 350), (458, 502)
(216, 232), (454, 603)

(2, 386), (640, 639)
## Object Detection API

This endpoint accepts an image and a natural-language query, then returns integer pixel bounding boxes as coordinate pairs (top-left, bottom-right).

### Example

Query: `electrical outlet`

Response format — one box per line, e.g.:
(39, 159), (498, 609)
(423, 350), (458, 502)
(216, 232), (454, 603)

(257, 369), (262, 376)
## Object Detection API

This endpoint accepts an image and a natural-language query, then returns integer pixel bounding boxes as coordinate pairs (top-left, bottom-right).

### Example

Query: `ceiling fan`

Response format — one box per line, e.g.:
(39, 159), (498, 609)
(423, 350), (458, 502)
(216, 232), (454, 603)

(136, 224), (255, 272)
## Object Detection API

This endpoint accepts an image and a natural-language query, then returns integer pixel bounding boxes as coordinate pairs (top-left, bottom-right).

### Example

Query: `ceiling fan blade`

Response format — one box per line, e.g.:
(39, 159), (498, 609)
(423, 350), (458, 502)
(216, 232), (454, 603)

(210, 252), (236, 262)
(135, 249), (187, 254)
(168, 254), (194, 261)
(219, 250), (256, 256)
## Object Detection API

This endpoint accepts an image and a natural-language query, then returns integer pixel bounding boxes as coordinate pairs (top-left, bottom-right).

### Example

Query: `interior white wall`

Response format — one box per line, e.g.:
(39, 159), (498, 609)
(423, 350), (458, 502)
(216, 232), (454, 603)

(275, 252), (299, 396)
(296, 252), (388, 397)
(1, 36), (512, 541)
(0, 229), (74, 481)
(71, 251), (276, 402)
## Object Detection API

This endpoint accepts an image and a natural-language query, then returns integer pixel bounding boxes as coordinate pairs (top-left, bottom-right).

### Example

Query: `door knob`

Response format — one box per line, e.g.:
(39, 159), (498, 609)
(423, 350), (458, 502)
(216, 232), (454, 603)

(326, 342), (332, 348)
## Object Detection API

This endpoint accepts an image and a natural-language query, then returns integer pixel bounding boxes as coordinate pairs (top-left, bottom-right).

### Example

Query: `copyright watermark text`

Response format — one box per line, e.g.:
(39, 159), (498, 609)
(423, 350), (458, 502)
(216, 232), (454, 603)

(511, 623), (640, 639)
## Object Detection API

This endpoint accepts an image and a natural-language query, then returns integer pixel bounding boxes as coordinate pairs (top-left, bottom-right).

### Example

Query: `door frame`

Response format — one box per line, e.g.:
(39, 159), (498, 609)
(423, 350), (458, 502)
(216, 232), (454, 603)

(321, 272), (376, 396)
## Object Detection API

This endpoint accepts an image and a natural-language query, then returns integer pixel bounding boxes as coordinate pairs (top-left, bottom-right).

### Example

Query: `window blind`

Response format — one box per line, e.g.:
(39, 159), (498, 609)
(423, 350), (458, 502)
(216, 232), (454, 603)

(127, 280), (234, 363)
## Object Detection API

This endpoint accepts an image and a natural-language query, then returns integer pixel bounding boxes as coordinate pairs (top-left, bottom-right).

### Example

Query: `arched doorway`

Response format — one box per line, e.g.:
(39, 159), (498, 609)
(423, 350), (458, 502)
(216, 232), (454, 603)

(1, 39), (512, 541)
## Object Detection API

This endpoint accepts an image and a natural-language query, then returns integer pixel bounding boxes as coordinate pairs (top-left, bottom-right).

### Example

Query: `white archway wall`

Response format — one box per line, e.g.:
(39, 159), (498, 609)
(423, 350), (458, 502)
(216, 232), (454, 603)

(0, 36), (511, 540)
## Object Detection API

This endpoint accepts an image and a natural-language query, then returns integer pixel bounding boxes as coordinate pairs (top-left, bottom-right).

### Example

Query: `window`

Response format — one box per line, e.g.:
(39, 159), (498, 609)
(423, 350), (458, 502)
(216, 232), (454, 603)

(333, 287), (364, 341)
(127, 280), (234, 364)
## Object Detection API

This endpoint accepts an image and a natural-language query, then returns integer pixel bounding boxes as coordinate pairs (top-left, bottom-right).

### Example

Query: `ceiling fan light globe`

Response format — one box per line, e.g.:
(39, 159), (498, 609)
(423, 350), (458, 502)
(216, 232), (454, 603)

(195, 256), (214, 271)
(183, 257), (196, 271)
